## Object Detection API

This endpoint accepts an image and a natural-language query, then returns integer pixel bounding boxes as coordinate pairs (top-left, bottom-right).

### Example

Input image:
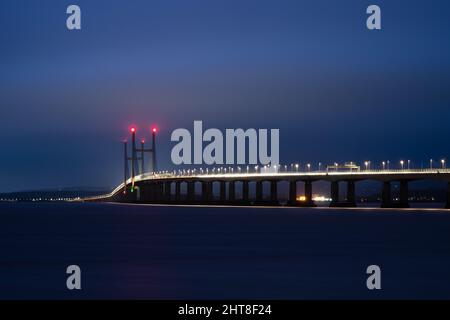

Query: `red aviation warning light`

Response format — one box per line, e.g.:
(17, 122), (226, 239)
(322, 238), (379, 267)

(152, 127), (157, 133)
(130, 126), (136, 133)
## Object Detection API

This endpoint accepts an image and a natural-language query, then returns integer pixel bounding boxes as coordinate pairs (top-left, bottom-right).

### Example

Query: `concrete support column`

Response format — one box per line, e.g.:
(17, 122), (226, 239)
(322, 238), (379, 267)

(228, 181), (235, 202)
(330, 181), (339, 206)
(242, 181), (249, 202)
(207, 182), (213, 202)
(164, 182), (171, 202)
(201, 181), (212, 202)
(288, 180), (297, 205)
(381, 181), (391, 208)
(175, 181), (181, 201)
(399, 180), (410, 208)
(446, 182), (450, 209)
(220, 181), (226, 202)
(138, 184), (148, 202)
(270, 180), (278, 203)
(256, 181), (263, 202)
(157, 183), (164, 202)
(305, 181), (313, 202)
(301, 180), (316, 207)
(187, 181), (195, 202)
(346, 180), (356, 206)
(202, 181), (208, 202)
(150, 183), (157, 202)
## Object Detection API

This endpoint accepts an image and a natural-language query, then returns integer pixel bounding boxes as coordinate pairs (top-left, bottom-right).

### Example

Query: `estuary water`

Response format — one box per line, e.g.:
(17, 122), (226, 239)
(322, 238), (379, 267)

(1, 202), (450, 299)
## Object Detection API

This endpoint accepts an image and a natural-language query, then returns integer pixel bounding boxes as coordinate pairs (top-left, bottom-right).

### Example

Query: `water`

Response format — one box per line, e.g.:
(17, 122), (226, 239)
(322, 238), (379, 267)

(1, 202), (450, 299)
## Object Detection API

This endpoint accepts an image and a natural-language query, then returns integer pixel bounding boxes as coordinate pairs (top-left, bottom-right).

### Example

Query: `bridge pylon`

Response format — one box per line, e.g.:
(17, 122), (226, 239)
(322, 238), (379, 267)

(123, 126), (158, 195)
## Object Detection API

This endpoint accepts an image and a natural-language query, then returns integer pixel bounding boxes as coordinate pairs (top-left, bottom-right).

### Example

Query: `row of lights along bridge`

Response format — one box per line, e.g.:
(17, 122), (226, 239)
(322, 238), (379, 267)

(154, 159), (447, 177)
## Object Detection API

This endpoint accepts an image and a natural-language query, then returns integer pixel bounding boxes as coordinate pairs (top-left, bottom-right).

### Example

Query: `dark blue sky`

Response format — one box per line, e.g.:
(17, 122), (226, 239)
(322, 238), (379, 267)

(1, 0), (450, 192)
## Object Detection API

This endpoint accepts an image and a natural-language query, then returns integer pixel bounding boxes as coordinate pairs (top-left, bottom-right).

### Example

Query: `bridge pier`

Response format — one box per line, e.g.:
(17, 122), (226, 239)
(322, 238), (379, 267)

(219, 181), (226, 203)
(149, 182), (157, 202)
(175, 181), (181, 202)
(269, 180), (279, 205)
(446, 182), (450, 209)
(164, 182), (171, 202)
(242, 181), (249, 202)
(228, 181), (236, 203)
(329, 181), (340, 207)
(202, 181), (208, 202)
(156, 182), (164, 203)
(255, 181), (263, 204)
(187, 181), (195, 203)
(208, 181), (213, 202)
(136, 184), (147, 202)
(287, 181), (297, 206)
(381, 180), (409, 208)
(399, 180), (410, 208)
(345, 180), (356, 207)
(291, 180), (316, 207)
(329, 181), (356, 207)
(201, 181), (212, 202)
(303, 181), (316, 207)
(381, 181), (391, 207)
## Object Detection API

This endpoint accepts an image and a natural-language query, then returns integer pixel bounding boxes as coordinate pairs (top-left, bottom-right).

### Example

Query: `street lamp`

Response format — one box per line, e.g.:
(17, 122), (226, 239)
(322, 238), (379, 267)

(307, 163), (311, 172)
(430, 159), (433, 169)
(295, 164), (299, 172)
(441, 159), (446, 169)
(382, 161), (386, 170)
(364, 161), (369, 171)
(407, 160), (410, 170)
(400, 160), (404, 170)
(319, 162), (322, 171)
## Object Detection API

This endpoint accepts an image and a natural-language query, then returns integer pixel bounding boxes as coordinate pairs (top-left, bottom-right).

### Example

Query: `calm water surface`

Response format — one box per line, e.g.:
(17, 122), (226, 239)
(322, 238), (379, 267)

(1, 202), (449, 299)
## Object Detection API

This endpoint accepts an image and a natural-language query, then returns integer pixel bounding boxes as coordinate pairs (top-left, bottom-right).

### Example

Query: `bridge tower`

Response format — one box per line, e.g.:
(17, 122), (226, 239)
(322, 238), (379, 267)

(151, 127), (157, 172)
(123, 126), (158, 195)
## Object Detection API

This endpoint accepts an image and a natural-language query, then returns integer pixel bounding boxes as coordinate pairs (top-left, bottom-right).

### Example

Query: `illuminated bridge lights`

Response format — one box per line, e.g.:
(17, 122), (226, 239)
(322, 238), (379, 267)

(84, 167), (450, 203)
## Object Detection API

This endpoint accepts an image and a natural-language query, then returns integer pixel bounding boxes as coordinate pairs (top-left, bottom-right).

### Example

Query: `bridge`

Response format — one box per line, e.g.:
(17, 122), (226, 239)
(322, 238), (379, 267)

(86, 168), (450, 209)
(84, 127), (450, 209)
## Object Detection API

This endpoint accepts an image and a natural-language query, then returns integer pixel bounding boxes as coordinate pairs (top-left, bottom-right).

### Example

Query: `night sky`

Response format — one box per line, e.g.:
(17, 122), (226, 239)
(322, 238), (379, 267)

(1, 0), (450, 192)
